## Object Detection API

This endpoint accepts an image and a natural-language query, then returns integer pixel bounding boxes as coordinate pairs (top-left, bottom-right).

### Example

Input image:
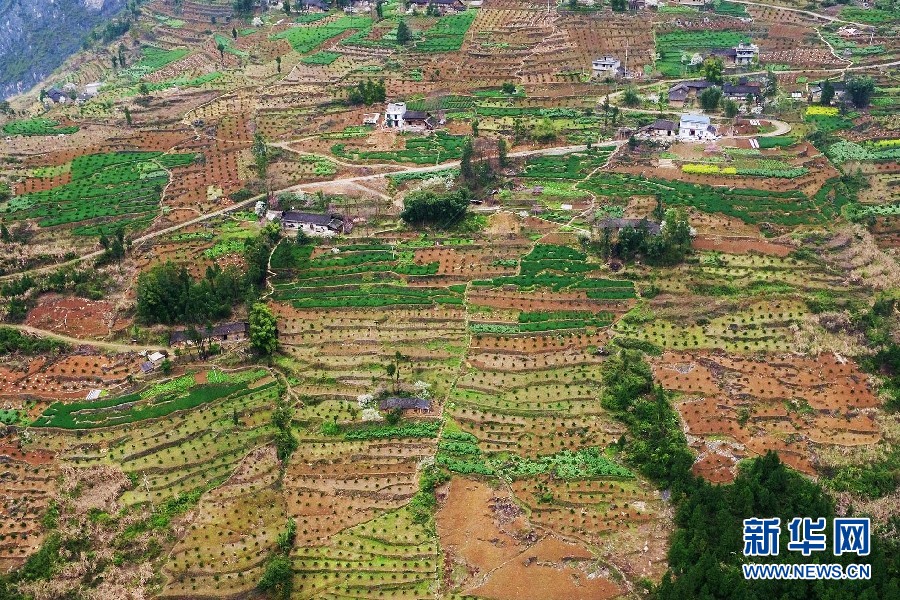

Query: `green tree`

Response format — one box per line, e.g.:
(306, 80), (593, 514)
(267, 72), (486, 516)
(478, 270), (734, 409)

(460, 137), (476, 183)
(400, 189), (469, 226)
(497, 137), (508, 167)
(512, 117), (527, 142)
(611, 0), (626, 10)
(699, 86), (723, 111)
(376, 0), (384, 18)
(501, 82), (516, 94)
(764, 68), (778, 98)
(700, 56), (724, 85)
(622, 86), (640, 107)
(118, 43), (126, 68)
(252, 133), (269, 179)
(396, 20), (412, 45)
(283, 0), (291, 13)
(217, 41), (226, 63)
(276, 55), (282, 73)
(820, 80), (835, 106)
(123, 106), (132, 126)
(471, 119), (479, 138)
(249, 303), (278, 355)
(233, 0), (254, 16)
(258, 555), (293, 599)
(846, 75), (875, 108)
(609, 106), (619, 128)
(568, 0), (578, 9)
(232, 26), (238, 39)
(138, 82), (150, 97)
(723, 98), (739, 118)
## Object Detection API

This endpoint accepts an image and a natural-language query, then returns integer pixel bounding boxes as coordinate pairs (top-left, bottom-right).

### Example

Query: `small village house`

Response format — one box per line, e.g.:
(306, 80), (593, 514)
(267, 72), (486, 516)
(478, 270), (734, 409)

(645, 119), (678, 138)
(378, 397), (432, 414)
(275, 211), (350, 237)
(385, 102), (407, 128)
(383, 102), (438, 131)
(734, 42), (759, 66)
(598, 217), (662, 236)
(592, 55), (623, 78)
(808, 80), (847, 104)
(679, 114), (717, 141)
(667, 80), (712, 107)
(408, 0), (466, 13)
(170, 322), (249, 347)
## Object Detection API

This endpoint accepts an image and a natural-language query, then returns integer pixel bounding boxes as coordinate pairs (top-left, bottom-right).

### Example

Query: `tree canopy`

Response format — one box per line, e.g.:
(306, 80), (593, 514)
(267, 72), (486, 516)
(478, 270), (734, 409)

(400, 189), (469, 226)
(249, 303), (278, 355)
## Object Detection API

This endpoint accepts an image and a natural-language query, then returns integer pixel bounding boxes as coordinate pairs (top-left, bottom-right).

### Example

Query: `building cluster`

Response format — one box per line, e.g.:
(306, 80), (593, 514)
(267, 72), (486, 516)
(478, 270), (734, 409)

(359, 102), (446, 132)
(641, 114), (718, 141)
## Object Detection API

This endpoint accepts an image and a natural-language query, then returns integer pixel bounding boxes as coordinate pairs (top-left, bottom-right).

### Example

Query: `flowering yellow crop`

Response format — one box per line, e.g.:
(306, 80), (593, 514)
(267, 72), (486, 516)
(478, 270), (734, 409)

(805, 106), (839, 117)
(682, 164), (737, 175)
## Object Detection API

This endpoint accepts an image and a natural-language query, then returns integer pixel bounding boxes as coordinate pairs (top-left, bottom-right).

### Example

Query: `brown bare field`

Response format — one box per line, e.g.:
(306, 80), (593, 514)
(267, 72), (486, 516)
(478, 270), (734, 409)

(437, 477), (622, 600)
(654, 351), (882, 480)
(25, 295), (129, 339)
(0, 441), (57, 571)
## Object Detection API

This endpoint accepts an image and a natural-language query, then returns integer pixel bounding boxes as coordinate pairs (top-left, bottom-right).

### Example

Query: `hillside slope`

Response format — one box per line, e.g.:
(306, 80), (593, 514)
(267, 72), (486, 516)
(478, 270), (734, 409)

(0, 0), (128, 99)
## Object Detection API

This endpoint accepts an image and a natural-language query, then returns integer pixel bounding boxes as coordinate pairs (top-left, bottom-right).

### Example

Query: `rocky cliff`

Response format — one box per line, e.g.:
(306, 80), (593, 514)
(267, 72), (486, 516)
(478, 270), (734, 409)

(0, 0), (128, 99)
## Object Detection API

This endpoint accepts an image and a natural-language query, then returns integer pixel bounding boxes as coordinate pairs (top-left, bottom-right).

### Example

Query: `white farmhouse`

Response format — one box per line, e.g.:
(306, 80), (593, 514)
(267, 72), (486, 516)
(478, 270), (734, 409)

(385, 102), (407, 129)
(734, 42), (759, 66)
(678, 114), (717, 141)
(591, 56), (622, 78)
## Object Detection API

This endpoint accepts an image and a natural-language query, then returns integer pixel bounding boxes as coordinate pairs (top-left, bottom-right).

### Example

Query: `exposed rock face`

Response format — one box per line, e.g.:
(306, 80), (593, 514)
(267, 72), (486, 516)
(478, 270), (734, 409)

(0, 0), (128, 99)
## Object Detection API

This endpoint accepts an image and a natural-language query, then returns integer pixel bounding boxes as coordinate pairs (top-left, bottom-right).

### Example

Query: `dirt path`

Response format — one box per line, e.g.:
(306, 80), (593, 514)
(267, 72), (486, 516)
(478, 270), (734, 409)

(5, 324), (164, 353)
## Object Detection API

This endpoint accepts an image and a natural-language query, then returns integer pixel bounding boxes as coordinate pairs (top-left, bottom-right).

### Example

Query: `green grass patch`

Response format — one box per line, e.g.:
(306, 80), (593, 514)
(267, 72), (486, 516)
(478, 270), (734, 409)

(3, 118), (78, 136)
(414, 10), (477, 53)
(1, 151), (197, 229)
(301, 51), (342, 65)
(272, 16), (371, 53)
(32, 372), (270, 429)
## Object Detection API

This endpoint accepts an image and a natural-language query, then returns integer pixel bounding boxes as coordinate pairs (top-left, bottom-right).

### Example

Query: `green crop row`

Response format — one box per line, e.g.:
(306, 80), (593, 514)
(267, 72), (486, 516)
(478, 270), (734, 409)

(343, 420), (440, 440)
(489, 447), (634, 480)
(520, 149), (615, 180)
(301, 51), (342, 65)
(123, 47), (189, 79)
(756, 136), (796, 149)
(332, 131), (467, 164)
(272, 16), (371, 53)
(204, 239), (245, 258)
(3, 118), (79, 136)
(274, 283), (463, 308)
(414, 10), (477, 53)
(33, 377), (270, 429)
(2, 151), (197, 229)
(577, 172), (839, 227)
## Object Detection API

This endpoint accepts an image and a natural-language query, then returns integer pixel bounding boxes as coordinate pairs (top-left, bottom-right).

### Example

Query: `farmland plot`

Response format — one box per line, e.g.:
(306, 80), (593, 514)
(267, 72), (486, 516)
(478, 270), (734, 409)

(1, 151), (198, 232)
(653, 351), (882, 482)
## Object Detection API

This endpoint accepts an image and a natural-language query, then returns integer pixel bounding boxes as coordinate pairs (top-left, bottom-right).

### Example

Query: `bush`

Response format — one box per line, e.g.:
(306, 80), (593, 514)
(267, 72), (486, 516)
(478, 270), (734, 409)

(400, 189), (469, 226)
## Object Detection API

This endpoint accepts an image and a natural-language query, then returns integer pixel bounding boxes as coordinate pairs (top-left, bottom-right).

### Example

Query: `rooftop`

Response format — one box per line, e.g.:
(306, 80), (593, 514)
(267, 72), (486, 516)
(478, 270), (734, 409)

(598, 218), (662, 236)
(378, 397), (432, 411)
(680, 114), (711, 125)
(649, 119), (677, 131)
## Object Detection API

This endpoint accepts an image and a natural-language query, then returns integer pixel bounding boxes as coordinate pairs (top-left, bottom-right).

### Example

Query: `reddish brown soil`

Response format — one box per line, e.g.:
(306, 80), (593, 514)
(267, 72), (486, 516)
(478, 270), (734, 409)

(654, 351), (882, 481)
(437, 478), (621, 600)
(26, 295), (129, 338)
(692, 235), (793, 257)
